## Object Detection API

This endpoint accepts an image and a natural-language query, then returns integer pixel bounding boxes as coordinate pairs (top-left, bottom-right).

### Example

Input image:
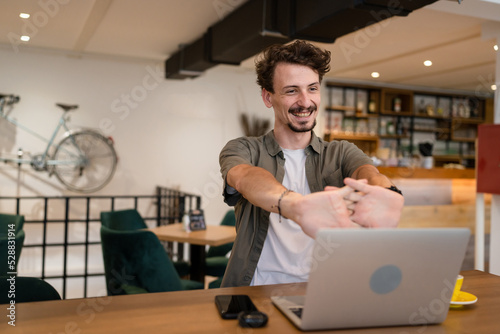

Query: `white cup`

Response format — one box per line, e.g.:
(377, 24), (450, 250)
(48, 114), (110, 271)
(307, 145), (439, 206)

(421, 156), (433, 169)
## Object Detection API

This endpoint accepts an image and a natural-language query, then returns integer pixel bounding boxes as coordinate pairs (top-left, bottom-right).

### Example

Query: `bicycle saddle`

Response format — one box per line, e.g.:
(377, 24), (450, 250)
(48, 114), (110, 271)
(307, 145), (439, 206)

(56, 103), (79, 112)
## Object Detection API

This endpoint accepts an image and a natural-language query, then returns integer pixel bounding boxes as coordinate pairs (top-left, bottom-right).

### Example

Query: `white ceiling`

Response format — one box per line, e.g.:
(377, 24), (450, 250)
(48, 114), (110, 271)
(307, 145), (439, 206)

(0, 0), (498, 94)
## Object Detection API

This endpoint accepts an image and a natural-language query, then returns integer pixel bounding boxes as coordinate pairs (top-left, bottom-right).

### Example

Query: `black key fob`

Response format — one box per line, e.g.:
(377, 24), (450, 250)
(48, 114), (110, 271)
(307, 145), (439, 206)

(237, 311), (268, 328)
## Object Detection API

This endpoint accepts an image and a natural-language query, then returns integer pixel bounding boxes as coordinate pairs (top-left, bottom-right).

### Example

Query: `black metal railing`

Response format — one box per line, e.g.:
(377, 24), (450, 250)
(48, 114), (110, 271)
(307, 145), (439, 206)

(0, 186), (201, 299)
(156, 186), (202, 261)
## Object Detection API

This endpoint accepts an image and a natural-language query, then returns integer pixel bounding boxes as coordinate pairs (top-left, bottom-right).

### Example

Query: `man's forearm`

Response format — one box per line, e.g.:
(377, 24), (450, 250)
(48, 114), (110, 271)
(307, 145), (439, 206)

(351, 164), (393, 188)
(226, 164), (289, 213)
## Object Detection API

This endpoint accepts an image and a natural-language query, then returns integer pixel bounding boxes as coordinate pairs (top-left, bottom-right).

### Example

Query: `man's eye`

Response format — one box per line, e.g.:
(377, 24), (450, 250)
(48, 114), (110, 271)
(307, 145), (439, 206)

(286, 89), (296, 94)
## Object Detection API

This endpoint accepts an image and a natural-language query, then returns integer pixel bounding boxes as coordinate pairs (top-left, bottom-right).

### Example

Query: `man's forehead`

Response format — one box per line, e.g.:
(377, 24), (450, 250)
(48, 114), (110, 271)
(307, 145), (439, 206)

(273, 63), (320, 88)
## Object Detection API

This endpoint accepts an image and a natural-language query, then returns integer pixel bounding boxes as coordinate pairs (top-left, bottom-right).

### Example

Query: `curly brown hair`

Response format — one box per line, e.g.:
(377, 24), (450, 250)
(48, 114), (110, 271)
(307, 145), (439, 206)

(255, 40), (331, 93)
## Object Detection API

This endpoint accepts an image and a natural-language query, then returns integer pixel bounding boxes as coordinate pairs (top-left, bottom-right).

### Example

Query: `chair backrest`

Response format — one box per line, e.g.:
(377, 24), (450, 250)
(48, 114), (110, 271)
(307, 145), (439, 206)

(100, 209), (147, 230)
(206, 210), (235, 258)
(220, 210), (236, 227)
(0, 276), (61, 304)
(0, 213), (25, 233)
(100, 225), (183, 295)
(0, 230), (25, 276)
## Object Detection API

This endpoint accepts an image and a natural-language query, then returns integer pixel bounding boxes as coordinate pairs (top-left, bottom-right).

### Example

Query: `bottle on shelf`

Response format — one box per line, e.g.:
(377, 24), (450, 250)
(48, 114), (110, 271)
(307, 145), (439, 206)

(386, 120), (395, 135)
(357, 100), (366, 115)
(397, 121), (403, 135)
(393, 97), (402, 112)
(368, 100), (377, 113)
(418, 99), (426, 115)
(380, 119), (387, 135)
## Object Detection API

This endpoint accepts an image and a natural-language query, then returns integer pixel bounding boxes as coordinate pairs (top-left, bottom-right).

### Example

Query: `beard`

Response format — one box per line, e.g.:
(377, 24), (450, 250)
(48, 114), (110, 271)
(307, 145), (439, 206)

(287, 105), (317, 133)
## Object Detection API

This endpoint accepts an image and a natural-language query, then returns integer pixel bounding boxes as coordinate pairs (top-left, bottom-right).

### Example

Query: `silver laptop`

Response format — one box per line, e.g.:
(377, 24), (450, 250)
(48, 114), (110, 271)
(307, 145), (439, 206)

(271, 228), (470, 331)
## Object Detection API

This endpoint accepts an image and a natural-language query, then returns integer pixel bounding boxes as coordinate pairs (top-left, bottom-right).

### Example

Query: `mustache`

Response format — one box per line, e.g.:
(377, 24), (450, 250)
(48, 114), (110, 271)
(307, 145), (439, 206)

(289, 105), (317, 113)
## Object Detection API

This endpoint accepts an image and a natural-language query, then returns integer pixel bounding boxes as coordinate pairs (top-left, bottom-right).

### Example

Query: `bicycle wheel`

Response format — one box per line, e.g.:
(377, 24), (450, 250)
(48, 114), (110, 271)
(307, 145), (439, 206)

(53, 131), (117, 192)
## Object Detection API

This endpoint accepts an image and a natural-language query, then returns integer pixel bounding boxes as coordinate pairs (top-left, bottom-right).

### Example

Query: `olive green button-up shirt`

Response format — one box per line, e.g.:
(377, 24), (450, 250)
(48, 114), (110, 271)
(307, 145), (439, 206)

(219, 131), (373, 287)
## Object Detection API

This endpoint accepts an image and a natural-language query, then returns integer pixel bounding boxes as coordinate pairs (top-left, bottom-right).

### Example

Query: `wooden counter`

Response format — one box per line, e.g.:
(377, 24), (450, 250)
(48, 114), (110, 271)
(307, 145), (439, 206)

(399, 204), (490, 233)
(378, 166), (475, 179)
(377, 167), (484, 206)
(4, 271), (500, 334)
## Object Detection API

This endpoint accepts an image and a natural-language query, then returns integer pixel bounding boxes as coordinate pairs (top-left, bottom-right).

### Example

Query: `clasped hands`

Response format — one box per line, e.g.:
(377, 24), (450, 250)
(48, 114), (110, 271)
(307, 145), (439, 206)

(289, 178), (404, 238)
(339, 177), (403, 228)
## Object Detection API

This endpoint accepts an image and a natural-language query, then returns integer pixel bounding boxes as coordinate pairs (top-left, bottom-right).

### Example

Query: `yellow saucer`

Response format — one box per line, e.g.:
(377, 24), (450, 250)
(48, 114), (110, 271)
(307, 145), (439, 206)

(450, 291), (478, 306)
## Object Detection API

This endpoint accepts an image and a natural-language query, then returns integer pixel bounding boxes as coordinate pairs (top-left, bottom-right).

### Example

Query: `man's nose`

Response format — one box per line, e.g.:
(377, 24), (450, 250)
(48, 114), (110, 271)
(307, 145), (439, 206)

(297, 91), (314, 108)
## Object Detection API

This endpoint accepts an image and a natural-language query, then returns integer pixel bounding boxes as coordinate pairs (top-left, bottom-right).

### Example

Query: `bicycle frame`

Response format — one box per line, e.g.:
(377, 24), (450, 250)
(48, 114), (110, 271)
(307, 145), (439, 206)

(0, 99), (83, 167)
(0, 95), (118, 192)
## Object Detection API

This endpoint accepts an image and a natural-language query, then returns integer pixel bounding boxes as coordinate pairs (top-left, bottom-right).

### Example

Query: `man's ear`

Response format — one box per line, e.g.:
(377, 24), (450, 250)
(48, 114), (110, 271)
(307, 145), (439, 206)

(261, 89), (273, 108)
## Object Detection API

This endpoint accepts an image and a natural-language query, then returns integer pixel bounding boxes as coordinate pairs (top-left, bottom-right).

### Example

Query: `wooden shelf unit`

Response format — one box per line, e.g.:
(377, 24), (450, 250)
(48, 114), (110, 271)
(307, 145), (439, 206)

(324, 131), (379, 156)
(324, 82), (489, 167)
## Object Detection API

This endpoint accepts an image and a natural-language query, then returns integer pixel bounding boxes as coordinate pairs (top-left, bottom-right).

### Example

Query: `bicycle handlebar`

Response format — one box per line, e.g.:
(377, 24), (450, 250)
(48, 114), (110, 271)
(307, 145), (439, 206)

(0, 94), (20, 106)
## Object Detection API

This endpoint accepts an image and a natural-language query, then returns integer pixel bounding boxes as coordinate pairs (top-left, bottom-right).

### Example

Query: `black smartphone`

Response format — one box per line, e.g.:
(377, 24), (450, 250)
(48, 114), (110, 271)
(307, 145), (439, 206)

(214, 295), (258, 319)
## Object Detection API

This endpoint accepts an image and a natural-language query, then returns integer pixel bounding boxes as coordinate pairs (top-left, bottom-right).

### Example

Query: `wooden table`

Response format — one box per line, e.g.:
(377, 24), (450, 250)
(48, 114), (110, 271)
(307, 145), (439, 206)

(3, 271), (499, 333)
(149, 223), (236, 282)
(377, 166), (475, 179)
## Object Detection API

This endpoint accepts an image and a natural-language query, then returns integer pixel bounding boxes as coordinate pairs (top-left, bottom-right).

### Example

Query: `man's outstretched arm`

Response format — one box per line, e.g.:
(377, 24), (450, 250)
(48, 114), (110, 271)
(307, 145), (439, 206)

(226, 164), (356, 238)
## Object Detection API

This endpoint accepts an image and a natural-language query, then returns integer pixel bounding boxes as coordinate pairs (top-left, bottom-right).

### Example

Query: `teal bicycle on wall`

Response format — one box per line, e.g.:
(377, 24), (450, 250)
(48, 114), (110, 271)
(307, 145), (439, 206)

(0, 94), (117, 193)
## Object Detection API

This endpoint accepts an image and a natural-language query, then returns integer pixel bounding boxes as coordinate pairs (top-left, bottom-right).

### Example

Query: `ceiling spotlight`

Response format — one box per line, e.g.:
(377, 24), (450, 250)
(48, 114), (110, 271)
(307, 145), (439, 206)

(371, 72), (380, 78)
(492, 84), (497, 91)
(424, 60), (432, 66)
(20, 35), (30, 42)
(19, 13), (30, 19)
(494, 45), (498, 51)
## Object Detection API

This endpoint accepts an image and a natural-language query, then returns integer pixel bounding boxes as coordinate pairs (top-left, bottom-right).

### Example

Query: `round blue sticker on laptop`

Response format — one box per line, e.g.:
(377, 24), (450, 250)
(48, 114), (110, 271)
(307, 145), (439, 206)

(370, 265), (402, 294)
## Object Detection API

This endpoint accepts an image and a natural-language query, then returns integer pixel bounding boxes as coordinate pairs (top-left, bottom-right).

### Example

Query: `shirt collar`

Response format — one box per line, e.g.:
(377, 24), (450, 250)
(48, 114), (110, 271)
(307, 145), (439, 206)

(264, 130), (322, 156)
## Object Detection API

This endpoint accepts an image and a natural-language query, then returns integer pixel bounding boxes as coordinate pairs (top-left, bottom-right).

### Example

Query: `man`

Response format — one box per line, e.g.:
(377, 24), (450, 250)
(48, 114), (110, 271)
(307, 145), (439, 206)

(219, 40), (404, 287)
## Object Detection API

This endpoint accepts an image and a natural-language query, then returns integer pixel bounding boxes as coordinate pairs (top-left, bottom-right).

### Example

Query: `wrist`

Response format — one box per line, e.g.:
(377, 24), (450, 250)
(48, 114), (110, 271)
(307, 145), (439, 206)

(386, 185), (403, 196)
(271, 189), (293, 222)
(278, 191), (302, 222)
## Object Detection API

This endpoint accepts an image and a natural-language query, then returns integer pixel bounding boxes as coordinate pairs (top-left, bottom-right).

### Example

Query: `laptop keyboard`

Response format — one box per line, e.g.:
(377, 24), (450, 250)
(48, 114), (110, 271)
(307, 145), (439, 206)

(289, 307), (303, 319)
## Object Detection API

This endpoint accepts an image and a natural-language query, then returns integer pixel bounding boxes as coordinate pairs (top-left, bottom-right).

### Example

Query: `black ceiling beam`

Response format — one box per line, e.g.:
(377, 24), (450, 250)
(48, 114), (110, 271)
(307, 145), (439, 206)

(209, 0), (291, 65)
(166, 0), (289, 79)
(165, 0), (438, 79)
(289, 0), (438, 43)
(165, 33), (214, 79)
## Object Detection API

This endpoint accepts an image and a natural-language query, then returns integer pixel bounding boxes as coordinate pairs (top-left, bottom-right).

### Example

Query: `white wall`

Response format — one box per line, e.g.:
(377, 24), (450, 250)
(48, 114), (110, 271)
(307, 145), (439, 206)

(0, 46), (282, 225)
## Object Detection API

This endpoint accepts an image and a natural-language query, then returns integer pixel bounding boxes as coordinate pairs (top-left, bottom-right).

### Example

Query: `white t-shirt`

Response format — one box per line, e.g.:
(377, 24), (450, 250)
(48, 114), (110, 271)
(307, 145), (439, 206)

(251, 148), (314, 286)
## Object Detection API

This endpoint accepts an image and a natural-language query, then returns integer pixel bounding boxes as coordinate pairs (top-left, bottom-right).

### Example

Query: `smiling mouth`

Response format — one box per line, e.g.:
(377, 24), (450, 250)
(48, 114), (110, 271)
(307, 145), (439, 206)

(289, 106), (316, 118)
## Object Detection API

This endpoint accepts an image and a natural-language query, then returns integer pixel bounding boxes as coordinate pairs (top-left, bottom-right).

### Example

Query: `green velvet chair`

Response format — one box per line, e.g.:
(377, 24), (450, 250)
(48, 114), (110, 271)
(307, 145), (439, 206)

(100, 225), (203, 295)
(100, 209), (190, 277)
(0, 213), (25, 233)
(204, 210), (235, 287)
(0, 213), (25, 276)
(100, 209), (147, 230)
(0, 276), (61, 304)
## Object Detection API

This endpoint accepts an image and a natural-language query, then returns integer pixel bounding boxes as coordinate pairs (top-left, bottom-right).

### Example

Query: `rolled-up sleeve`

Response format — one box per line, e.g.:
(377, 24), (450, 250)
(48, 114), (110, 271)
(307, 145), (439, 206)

(219, 138), (253, 206)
